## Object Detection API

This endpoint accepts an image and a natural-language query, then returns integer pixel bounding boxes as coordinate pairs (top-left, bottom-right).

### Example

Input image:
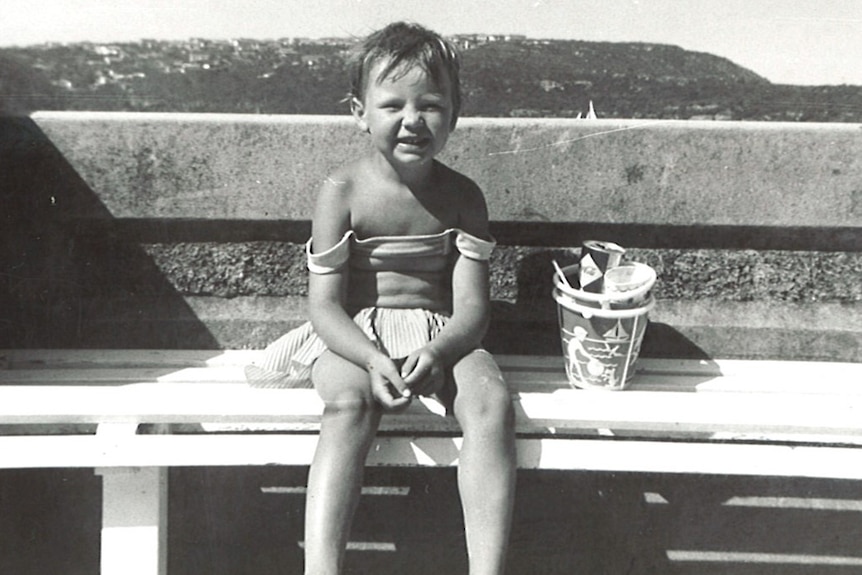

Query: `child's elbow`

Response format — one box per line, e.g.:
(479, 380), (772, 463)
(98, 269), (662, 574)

(468, 300), (491, 339)
(308, 295), (341, 328)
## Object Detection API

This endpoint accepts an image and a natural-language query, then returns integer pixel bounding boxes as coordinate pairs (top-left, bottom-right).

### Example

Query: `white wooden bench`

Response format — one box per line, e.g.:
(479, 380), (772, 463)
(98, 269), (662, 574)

(2, 349), (862, 575)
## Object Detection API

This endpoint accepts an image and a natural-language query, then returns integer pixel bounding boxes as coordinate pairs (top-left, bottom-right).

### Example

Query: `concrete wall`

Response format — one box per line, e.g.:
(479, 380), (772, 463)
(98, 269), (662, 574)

(24, 112), (862, 228)
(2, 112), (860, 360)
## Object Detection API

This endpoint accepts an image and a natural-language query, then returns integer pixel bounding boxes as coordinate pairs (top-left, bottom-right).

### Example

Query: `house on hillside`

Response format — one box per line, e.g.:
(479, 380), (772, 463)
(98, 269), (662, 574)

(301, 54), (327, 67)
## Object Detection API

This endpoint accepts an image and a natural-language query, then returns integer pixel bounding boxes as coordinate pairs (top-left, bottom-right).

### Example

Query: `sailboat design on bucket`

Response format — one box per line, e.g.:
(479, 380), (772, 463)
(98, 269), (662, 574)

(603, 320), (630, 341)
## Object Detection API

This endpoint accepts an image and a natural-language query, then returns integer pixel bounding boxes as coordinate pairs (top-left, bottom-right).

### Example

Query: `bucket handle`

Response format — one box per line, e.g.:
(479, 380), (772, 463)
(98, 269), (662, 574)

(554, 292), (656, 319)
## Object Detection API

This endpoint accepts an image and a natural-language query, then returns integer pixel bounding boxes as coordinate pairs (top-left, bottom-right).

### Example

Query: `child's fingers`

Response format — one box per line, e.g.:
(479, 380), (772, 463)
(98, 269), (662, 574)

(402, 352), (435, 386)
(371, 378), (410, 410)
(374, 381), (411, 410)
(402, 364), (427, 387)
(372, 371), (411, 408)
(367, 355), (411, 401)
(412, 367), (445, 396)
(400, 354), (418, 379)
(387, 371), (411, 398)
(385, 392), (412, 411)
(424, 368), (445, 395)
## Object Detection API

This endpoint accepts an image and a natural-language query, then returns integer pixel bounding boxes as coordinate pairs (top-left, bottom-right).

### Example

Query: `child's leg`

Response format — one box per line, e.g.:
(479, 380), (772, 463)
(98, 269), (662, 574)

(451, 351), (516, 575)
(305, 350), (382, 575)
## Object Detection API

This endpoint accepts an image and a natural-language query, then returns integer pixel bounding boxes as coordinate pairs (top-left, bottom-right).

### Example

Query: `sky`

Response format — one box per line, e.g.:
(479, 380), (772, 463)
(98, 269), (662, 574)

(2, 0), (861, 86)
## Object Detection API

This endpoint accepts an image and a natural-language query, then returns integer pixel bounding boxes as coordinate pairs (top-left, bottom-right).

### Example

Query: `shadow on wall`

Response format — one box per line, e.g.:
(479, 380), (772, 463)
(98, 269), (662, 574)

(0, 114), (219, 349)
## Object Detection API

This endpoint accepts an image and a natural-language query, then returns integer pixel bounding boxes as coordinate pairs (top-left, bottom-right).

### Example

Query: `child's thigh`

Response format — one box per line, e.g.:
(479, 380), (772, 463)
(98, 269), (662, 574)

(311, 350), (374, 405)
(450, 350), (512, 423)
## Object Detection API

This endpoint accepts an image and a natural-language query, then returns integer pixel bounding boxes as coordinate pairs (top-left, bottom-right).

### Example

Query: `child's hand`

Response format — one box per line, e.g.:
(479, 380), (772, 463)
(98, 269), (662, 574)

(366, 353), (412, 410)
(400, 348), (445, 397)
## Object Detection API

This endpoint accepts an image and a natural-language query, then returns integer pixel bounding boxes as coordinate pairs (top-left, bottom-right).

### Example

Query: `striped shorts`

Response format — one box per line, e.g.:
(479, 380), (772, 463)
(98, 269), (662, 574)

(244, 307), (449, 389)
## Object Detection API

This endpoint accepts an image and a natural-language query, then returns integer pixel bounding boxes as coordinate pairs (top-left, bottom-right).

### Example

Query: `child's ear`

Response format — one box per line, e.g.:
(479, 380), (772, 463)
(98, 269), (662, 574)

(350, 97), (369, 133)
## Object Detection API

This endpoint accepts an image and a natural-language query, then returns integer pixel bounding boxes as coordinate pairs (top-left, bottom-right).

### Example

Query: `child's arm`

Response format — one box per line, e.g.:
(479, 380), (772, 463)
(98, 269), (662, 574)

(401, 249), (491, 395)
(401, 181), (492, 395)
(308, 176), (411, 409)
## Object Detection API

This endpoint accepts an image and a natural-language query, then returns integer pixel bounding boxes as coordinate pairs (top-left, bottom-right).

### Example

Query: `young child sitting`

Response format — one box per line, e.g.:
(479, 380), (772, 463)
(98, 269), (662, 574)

(246, 21), (516, 575)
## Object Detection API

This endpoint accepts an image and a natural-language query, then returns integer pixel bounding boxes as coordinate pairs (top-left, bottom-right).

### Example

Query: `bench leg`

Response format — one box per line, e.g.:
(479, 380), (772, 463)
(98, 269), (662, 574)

(95, 467), (168, 575)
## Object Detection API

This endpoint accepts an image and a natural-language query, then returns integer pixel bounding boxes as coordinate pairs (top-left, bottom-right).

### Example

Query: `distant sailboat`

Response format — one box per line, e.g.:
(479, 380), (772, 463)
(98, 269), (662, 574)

(578, 100), (597, 120)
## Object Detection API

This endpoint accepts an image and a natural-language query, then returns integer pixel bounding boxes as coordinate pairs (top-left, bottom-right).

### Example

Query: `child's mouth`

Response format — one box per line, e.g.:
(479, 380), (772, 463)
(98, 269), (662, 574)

(396, 136), (430, 149)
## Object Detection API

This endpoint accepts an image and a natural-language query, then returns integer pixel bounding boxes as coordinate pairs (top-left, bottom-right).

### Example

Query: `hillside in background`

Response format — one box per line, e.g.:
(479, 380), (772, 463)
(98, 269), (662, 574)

(2, 35), (861, 122)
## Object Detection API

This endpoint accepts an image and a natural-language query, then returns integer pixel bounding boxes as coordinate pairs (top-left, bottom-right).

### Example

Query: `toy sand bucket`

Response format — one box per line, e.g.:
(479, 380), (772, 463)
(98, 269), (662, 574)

(553, 263), (656, 390)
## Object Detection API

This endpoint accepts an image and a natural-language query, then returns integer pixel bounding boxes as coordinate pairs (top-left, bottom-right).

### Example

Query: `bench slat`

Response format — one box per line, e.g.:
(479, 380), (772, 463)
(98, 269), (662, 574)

(2, 382), (861, 438)
(3, 351), (861, 459)
(2, 349), (262, 369)
(4, 362), (862, 395)
(1, 433), (860, 479)
(6, 350), (861, 381)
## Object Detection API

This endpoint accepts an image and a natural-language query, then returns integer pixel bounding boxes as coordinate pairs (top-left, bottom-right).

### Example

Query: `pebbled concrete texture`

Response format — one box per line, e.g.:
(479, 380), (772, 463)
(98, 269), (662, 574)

(143, 242), (308, 298)
(141, 242), (861, 304)
(75, 242), (858, 359)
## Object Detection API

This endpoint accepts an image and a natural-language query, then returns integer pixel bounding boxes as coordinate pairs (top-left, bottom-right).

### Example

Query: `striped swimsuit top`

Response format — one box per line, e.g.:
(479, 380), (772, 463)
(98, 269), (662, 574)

(306, 228), (496, 275)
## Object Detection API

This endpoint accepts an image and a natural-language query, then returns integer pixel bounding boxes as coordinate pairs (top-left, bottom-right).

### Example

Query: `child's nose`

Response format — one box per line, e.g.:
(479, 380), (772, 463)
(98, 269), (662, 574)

(402, 108), (423, 127)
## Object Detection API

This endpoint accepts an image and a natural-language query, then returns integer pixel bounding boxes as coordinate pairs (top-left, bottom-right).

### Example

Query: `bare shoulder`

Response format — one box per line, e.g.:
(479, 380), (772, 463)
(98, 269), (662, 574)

(312, 162), (360, 249)
(435, 162), (490, 237)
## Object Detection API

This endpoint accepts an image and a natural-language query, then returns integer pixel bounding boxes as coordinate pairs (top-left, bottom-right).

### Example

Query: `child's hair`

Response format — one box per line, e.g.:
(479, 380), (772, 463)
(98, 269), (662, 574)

(346, 22), (462, 128)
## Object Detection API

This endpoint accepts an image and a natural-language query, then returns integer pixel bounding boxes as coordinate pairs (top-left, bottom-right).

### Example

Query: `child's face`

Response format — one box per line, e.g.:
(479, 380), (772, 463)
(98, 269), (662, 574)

(352, 58), (454, 170)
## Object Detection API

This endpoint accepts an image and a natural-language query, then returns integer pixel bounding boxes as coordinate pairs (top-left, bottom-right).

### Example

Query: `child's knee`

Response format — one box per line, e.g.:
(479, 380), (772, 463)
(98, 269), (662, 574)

(456, 377), (514, 432)
(320, 396), (380, 441)
(322, 387), (379, 420)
